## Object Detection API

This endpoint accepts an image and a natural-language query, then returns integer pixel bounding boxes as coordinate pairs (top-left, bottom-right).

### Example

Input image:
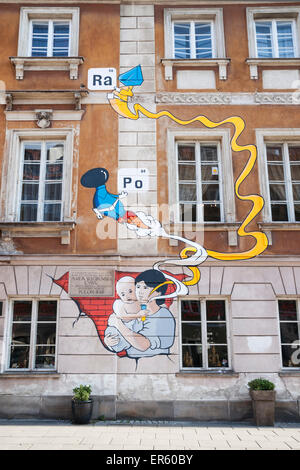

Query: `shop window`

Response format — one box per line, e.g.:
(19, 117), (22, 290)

(180, 299), (230, 369)
(278, 299), (300, 368)
(7, 299), (58, 371)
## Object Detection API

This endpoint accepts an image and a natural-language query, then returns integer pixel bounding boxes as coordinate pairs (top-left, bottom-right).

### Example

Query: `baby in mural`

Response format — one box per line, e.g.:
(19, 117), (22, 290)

(104, 276), (147, 352)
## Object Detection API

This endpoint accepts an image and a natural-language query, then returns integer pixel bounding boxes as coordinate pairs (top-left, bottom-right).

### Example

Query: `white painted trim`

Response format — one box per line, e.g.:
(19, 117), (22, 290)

(5, 110), (85, 121)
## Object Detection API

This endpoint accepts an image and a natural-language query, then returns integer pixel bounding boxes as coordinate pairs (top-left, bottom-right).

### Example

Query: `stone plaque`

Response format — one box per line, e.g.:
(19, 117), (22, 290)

(68, 269), (114, 297)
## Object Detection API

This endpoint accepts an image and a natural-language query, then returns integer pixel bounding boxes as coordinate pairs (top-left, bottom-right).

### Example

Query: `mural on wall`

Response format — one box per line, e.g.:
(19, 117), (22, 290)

(53, 65), (269, 363)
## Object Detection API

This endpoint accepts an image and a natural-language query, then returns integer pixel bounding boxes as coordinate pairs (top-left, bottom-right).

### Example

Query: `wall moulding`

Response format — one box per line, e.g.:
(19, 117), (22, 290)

(155, 92), (300, 105)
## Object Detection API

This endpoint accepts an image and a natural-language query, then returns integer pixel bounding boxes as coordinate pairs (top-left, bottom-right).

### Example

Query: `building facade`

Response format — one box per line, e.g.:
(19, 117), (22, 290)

(0, 0), (300, 421)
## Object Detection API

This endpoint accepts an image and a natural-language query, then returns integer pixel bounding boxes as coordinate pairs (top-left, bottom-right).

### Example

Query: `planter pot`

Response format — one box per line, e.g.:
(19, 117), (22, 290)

(250, 390), (276, 426)
(71, 399), (93, 424)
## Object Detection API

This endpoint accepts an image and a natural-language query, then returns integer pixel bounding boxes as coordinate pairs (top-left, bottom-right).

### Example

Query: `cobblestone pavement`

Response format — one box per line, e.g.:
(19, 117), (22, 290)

(0, 420), (300, 450)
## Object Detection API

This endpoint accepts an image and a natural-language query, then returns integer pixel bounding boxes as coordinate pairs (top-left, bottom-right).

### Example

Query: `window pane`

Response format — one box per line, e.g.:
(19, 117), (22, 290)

(268, 164), (284, 181)
(20, 204), (38, 222)
(182, 345), (202, 367)
(179, 184), (197, 202)
(11, 323), (31, 344)
(36, 323), (56, 345)
(271, 204), (288, 221)
(10, 346), (30, 369)
(24, 144), (41, 161)
(47, 143), (64, 162)
(45, 164), (63, 180)
(182, 323), (201, 344)
(201, 146), (218, 162)
(43, 203), (62, 221)
(293, 184), (300, 201)
(294, 204), (300, 221)
(44, 183), (62, 201)
(32, 22), (48, 57)
(38, 301), (57, 322)
(21, 183), (39, 201)
(180, 203), (197, 222)
(289, 147), (300, 162)
(208, 345), (228, 368)
(13, 301), (32, 321)
(281, 345), (300, 367)
(256, 21), (273, 58)
(277, 21), (294, 58)
(279, 300), (297, 321)
(206, 300), (226, 321)
(174, 23), (191, 59)
(178, 164), (196, 181)
(207, 323), (227, 344)
(23, 163), (40, 181)
(181, 300), (201, 321)
(202, 184), (220, 201)
(267, 146), (283, 161)
(178, 145), (195, 161)
(290, 165), (300, 181)
(204, 203), (220, 221)
(53, 23), (70, 57)
(269, 184), (286, 201)
(35, 346), (56, 369)
(201, 165), (219, 181)
(280, 323), (299, 344)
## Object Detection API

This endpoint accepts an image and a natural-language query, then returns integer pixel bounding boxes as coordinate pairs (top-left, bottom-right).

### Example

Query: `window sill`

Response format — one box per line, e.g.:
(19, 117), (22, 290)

(176, 370), (238, 377)
(165, 222), (240, 247)
(0, 221), (76, 245)
(0, 371), (59, 378)
(246, 58), (300, 80)
(161, 58), (230, 81)
(9, 56), (84, 80)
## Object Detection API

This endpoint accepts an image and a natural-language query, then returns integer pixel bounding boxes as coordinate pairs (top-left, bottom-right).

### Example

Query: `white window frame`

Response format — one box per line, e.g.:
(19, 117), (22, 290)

(179, 297), (231, 371)
(254, 18), (298, 59)
(256, 129), (300, 223)
(176, 141), (224, 223)
(167, 128), (235, 225)
(1, 128), (75, 224)
(172, 19), (216, 59)
(5, 298), (59, 372)
(28, 19), (71, 57)
(17, 7), (79, 57)
(277, 298), (300, 370)
(17, 140), (65, 223)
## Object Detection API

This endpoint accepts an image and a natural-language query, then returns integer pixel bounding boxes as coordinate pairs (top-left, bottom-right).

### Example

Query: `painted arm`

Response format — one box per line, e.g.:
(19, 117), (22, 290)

(114, 317), (151, 351)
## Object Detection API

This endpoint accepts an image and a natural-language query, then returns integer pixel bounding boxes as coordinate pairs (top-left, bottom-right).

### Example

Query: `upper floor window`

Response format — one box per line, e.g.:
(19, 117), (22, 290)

(278, 299), (300, 368)
(265, 143), (300, 222)
(7, 299), (58, 371)
(173, 21), (214, 59)
(19, 141), (65, 222)
(180, 299), (230, 370)
(177, 142), (223, 222)
(255, 20), (297, 58)
(30, 20), (70, 57)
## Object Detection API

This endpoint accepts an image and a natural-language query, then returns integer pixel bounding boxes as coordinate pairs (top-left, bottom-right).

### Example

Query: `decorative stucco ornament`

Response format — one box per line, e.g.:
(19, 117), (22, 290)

(35, 110), (52, 128)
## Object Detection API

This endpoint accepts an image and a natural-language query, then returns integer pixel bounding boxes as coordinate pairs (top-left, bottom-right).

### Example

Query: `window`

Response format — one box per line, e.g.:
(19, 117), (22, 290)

(278, 299), (300, 368)
(173, 21), (214, 59)
(255, 20), (297, 58)
(10, 7), (82, 80)
(177, 142), (223, 223)
(7, 299), (58, 370)
(30, 20), (70, 57)
(265, 144), (300, 222)
(180, 299), (229, 369)
(18, 141), (64, 223)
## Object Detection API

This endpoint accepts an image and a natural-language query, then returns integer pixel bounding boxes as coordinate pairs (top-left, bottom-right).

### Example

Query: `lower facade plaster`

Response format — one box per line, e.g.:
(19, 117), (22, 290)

(0, 257), (300, 421)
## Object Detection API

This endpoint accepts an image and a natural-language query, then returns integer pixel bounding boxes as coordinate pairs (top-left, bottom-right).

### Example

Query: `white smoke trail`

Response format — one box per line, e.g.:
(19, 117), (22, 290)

(126, 211), (207, 301)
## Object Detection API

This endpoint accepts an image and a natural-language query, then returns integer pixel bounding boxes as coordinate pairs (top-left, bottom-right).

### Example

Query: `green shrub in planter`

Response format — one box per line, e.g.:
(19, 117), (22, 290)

(72, 385), (93, 424)
(248, 378), (276, 426)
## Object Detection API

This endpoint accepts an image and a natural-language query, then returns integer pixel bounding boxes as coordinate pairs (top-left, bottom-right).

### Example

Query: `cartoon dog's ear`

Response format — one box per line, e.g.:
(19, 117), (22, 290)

(80, 168), (109, 188)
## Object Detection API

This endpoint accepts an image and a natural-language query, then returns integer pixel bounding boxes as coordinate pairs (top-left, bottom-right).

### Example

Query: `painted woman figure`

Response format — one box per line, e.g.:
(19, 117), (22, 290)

(104, 269), (176, 359)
